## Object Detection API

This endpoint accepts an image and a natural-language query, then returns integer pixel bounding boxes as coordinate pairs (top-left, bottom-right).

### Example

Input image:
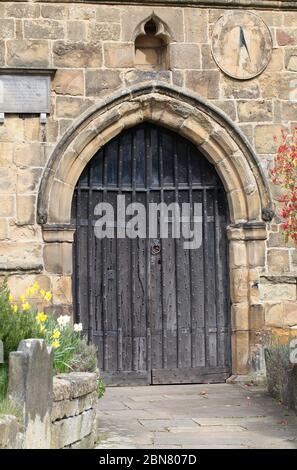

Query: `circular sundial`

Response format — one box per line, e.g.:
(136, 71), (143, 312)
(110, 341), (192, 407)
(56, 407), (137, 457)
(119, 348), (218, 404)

(211, 11), (273, 80)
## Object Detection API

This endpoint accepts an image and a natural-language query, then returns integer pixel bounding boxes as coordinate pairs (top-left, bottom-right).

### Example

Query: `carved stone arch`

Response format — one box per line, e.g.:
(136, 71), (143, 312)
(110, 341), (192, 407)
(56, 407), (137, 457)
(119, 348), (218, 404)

(133, 12), (172, 43)
(38, 83), (272, 227)
(38, 82), (272, 375)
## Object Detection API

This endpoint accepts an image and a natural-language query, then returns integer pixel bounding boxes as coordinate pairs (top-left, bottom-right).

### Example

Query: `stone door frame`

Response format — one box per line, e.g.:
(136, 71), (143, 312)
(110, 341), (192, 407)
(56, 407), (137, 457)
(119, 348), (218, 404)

(37, 82), (273, 375)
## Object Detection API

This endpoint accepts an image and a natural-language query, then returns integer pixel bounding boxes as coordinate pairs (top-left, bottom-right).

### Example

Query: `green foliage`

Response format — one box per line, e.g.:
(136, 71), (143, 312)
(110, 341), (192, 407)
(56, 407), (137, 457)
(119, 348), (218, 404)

(42, 315), (81, 374)
(97, 377), (106, 399)
(0, 399), (22, 421)
(0, 279), (42, 363)
(68, 337), (98, 373)
(0, 364), (8, 402)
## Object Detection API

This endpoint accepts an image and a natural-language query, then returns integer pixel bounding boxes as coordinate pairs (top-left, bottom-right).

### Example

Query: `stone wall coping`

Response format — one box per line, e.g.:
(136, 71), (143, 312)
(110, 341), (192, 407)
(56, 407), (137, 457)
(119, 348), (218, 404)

(53, 372), (98, 402)
(0, 0), (296, 11)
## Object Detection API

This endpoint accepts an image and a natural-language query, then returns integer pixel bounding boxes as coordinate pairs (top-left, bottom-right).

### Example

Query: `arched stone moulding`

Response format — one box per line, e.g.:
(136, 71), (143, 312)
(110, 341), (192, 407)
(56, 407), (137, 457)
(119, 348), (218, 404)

(38, 82), (272, 227)
(38, 83), (273, 375)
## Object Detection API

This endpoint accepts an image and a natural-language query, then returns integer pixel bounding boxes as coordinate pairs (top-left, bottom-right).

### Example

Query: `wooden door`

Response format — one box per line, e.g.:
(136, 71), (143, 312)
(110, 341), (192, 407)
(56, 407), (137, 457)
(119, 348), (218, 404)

(72, 123), (231, 385)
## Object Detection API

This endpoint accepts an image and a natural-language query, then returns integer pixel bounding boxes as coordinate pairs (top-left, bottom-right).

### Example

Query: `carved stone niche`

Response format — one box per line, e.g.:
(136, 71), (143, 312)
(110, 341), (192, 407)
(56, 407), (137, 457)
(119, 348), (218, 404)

(134, 16), (171, 71)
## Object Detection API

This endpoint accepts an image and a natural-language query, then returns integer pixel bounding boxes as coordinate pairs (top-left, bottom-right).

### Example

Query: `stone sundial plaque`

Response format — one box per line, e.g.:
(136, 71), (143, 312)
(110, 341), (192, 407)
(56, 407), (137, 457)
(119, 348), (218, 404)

(0, 75), (51, 113)
(211, 11), (273, 80)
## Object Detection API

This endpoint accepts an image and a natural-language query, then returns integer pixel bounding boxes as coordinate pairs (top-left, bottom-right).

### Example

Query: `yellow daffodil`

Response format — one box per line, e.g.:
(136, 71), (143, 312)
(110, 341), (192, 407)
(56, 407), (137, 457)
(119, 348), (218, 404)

(40, 289), (46, 298)
(44, 291), (52, 302)
(11, 304), (18, 314)
(39, 325), (46, 333)
(52, 329), (61, 340)
(36, 312), (47, 323)
(26, 287), (35, 297)
(52, 339), (60, 349)
(33, 282), (40, 292)
(19, 295), (26, 303)
(8, 294), (14, 303)
(22, 302), (30, 312)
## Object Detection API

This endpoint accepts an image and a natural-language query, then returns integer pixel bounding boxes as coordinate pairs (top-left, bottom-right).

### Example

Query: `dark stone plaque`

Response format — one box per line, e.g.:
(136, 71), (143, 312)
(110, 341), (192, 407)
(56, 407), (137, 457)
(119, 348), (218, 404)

(0, 75), (51, 113)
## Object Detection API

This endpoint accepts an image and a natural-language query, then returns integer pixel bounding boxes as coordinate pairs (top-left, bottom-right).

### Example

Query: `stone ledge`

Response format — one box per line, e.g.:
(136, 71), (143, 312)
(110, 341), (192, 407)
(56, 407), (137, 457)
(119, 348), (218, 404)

(51, 391), (98, 421)
(53, 372), (97, 401)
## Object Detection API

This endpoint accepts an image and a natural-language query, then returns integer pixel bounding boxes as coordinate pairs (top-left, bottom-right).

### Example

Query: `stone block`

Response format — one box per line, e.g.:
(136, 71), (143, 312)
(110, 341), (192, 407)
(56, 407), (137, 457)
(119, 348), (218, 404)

(0, 219), (9, 241)
(51, 409), (95, 448)
(6, 3), (40, 18)
(231, 303), (249, 331)
(0, 242), (42, 271)
(51, 391), (97, 421)
(124, 69), (171, 87)
(43, 243), (73, 275)
(52, 377), (72, 402)
(56, 97), (93, 119)
(55, 372), (97, 399)
(185, 71), (220, 99)
(285, 49), (297, 71)
(283, 302), (297, 326)
(67, 21), (87, 42)
(0, 142), (13, 167)
(276, 28), (296, 46)
(267, 249), (290, 274)
(53, 42), (102, 68)
(24, 20), (65, 40)
(87, 21), (120, 41)
(184, 8), (207, 43)
(247, 241), (266, 268)
(0, 195), (14, 217)
(237, 100), (273, 122)
(254, 124), (284, 153)
(0, 19), (15, 39)
(232, 331), (250, 375)
(0, 168), (16, 192)
(86, 70), (122, 97)
(17, 168), (42, 193)
(96, 6), (120, 22)
(104, 43), (134, 68)
(70, 5), (97, 20)
(260, 282), (296, 302)
(41, 5), (69, 20)
(221, 76), (260, 99)
(51, 275), (72, 305)
(230, 269), (249, 303)
(265, 303), (284, 327)
(201, 44), (217, 70)
(281, 101), (297, 121)
(229, 241), (247, 269)
(250, 304), (265, 330)
(16, 195), (35, 226)
(0, 115), (24, 142)
(53, 70), (84, 96)
(13, 143), (45, 168)
(7, 40), (50, 67)
(170, 44), (201, 69)
(212, 100), (236, 120)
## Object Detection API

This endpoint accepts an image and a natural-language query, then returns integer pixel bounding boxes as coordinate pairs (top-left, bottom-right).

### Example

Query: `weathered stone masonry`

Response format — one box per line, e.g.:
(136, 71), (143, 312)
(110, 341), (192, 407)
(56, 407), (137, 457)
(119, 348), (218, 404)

(0, 0), (297, 376)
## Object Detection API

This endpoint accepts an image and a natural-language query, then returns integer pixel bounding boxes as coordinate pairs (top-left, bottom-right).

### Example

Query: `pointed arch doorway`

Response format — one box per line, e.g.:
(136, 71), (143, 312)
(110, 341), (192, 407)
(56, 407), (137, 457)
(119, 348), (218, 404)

(71, 123), (231, 386)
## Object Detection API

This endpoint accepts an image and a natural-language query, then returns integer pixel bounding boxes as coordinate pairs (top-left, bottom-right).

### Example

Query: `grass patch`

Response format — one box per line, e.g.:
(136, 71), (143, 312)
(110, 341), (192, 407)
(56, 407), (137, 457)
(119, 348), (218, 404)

(0, 399), (22, 422)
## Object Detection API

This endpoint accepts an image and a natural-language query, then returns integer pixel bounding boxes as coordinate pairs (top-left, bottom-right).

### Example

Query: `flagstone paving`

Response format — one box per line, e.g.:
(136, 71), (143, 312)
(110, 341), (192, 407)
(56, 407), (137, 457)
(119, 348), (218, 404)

(95, 383), (297, 449)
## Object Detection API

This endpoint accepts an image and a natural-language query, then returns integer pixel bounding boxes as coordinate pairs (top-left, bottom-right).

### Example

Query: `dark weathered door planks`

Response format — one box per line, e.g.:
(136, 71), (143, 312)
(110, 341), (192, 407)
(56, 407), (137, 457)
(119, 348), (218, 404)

(72, 123), (231, 386)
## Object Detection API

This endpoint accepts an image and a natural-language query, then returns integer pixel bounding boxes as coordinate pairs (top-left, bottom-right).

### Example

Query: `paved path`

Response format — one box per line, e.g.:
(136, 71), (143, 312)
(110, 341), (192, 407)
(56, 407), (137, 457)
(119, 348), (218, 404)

(96, 383), (297, 449)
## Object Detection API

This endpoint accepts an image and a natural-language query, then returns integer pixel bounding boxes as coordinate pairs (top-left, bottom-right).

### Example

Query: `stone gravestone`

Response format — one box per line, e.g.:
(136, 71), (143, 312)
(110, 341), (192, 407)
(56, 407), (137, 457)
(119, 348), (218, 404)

(0, 340), (3, 363)
(8, 339), (53, 449)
